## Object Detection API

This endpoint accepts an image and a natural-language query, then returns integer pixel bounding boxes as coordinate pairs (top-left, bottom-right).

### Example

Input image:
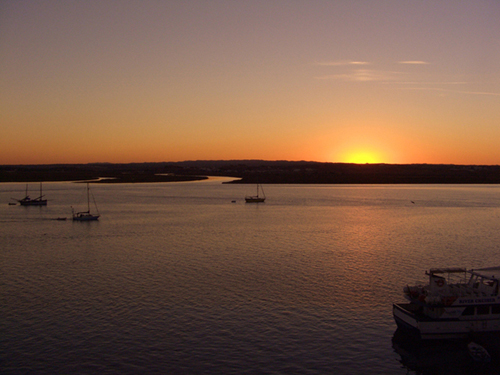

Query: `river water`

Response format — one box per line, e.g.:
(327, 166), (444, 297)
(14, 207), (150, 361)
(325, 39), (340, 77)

(2, 180), (500, 374)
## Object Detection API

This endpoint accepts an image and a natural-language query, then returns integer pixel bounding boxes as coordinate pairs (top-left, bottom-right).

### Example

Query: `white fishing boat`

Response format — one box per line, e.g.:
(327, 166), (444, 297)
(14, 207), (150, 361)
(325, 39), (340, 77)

(72, 183), (100, 221)
(245, 184), (266, 203)
(393, 267), (500, 339)
(15, 183), (47, 206)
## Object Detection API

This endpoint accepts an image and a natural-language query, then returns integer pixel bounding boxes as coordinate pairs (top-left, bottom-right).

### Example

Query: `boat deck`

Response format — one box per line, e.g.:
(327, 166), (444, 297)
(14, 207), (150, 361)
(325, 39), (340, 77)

(394, 303), (435, 322)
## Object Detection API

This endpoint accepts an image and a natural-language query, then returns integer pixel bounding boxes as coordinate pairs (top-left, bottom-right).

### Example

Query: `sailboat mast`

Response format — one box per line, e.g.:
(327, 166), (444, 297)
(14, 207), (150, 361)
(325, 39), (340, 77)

(87, 183), (90, 212)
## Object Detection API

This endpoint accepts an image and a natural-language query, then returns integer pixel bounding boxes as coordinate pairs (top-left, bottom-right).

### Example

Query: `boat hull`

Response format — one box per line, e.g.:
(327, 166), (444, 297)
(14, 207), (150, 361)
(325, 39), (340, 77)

(245, 184), (266, 203)
(393, 303), (500, 339)
(72, 213), (99, 221)
(245, 197), (265, 203)
(73, 216), (99, 221)
(19, 200), (47, 206)
(72, 183), (99, 221)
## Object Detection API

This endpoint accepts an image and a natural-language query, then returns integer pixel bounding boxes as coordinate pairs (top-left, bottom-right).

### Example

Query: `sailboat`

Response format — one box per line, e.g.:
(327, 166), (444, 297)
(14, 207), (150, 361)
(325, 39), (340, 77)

(72, 183), (100, 221)
(16, 183), (48, 206)
(245, 184), (266, 203)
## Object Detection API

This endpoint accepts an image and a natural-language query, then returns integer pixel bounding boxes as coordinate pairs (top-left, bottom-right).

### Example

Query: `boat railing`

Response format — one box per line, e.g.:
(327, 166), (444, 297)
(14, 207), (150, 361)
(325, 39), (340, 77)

(435, 283), (491, 298)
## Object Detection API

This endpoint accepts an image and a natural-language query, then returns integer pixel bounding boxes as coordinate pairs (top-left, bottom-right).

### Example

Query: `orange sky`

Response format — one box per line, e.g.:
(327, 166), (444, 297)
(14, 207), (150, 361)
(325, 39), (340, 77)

(1, 1), (500, 165)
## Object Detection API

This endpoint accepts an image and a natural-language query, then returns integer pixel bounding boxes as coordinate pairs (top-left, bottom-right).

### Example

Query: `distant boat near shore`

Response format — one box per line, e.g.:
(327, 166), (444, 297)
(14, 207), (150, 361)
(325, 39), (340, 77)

(13, 183), (47, 206)
(72, 183), (100, 221)
(245, 184), (266, 203)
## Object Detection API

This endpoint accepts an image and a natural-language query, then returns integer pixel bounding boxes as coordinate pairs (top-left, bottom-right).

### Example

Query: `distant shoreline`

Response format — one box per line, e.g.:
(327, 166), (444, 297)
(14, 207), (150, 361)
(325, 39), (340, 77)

(2, 161), (500, 184)
(0, 175), (209, 184)
(90, 175), (209, 184)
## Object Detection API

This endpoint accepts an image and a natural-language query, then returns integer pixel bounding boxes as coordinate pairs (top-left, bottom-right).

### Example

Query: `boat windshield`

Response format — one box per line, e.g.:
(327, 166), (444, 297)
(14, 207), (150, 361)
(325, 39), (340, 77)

(472, 267), (500, 281)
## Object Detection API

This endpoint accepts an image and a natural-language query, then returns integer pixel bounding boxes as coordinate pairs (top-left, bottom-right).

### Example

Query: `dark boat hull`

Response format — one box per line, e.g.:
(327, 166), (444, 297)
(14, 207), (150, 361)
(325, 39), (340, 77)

(394, 303), (500, 339)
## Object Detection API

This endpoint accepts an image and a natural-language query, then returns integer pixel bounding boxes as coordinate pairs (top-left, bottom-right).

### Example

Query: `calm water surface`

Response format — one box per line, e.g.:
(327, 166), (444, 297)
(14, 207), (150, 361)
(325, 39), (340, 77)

(2, 180), (500, 374)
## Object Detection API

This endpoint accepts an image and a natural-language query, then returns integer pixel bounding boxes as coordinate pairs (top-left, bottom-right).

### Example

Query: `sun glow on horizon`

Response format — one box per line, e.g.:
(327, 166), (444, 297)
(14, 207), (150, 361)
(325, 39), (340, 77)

(343, 151), (382, 164)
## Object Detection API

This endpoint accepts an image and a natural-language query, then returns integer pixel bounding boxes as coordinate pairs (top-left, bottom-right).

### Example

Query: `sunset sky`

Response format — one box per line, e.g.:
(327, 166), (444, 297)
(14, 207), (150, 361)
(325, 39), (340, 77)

(1, 0), (499, 165)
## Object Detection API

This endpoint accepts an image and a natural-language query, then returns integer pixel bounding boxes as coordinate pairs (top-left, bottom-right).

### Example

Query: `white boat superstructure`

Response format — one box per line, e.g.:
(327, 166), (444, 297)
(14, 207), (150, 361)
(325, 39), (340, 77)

(393, 267), (500, 339)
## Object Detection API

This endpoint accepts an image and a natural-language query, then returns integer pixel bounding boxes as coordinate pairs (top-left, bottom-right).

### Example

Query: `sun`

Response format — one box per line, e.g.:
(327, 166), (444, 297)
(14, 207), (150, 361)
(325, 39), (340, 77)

(344, 151), (381, 164)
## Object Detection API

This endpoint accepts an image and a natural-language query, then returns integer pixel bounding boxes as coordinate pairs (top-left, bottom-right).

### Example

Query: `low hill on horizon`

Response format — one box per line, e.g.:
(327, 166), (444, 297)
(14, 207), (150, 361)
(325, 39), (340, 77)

(1, 160), (500, 184)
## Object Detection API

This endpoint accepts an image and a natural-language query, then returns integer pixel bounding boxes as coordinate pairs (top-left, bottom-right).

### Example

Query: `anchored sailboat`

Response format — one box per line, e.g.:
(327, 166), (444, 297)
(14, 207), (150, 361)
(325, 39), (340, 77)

(72, 183), (100, 221)
(16, 183), (47, 206)
(245, 184), (266, 203)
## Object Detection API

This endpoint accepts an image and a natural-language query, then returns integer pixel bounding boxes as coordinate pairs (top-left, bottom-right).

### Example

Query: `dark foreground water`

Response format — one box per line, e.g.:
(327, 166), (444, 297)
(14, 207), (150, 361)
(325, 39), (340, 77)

(2, 180), (500, 374)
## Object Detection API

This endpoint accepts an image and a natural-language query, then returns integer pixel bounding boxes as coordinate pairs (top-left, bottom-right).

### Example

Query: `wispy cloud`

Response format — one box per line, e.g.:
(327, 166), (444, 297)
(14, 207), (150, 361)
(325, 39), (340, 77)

(314, 60), (413, 82)
(398, 86), (500, 96)
(388, 81), (467, 85)
(314, 59), (500, 97)
(398, 61), (430, 65)
(315, 60), (370, 66)
(316, 69), (398, 82)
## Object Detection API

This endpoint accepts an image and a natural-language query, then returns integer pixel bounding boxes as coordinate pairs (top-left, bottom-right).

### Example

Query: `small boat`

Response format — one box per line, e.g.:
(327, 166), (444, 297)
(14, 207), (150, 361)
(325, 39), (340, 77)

(72, 183), (100, 221)
(16, 183), (47, 206)
(393, 267), (500, 339)
(245, 184), (266, 203)
(467, 341), (491, 363)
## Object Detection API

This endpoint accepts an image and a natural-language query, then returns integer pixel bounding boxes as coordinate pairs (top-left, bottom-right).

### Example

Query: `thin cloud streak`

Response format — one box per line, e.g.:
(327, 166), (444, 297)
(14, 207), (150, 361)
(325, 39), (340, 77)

(315, 59), (429, 82)
(315, 69), (405, 82)
(387, 81), (468, 85)
(316, 68), (500, 96)
(398, 61), (430, 65)
(397, 86), (500, 96)
(315, 60), (371, 66)
(314, 59), (493, 93)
